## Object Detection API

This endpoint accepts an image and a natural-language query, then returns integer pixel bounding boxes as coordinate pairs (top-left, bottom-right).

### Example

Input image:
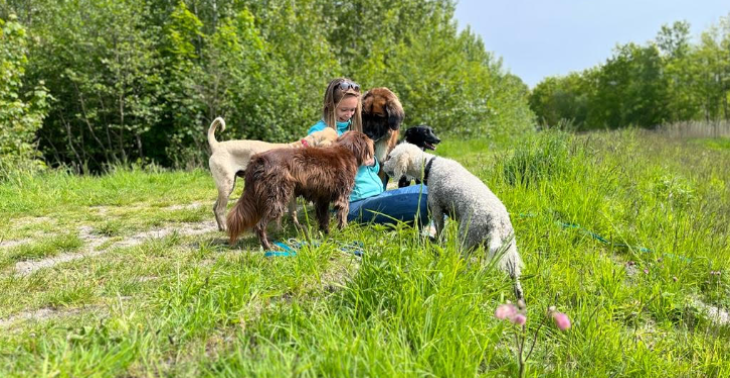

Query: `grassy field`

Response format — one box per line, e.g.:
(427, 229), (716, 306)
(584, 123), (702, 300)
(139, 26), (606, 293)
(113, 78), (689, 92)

(1, 129), (729, 377)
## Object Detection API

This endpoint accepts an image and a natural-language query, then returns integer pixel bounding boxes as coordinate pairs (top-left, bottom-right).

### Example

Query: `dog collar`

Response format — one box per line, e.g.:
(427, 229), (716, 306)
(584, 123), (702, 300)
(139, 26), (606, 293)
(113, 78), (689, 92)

(300, 139), (309, 147)
(423, 157), (436, 185)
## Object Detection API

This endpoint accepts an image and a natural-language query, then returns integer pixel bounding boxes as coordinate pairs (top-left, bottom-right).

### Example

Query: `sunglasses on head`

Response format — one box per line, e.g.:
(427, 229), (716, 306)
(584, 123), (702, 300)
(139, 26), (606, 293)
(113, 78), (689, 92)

(337, 81), (360, 92)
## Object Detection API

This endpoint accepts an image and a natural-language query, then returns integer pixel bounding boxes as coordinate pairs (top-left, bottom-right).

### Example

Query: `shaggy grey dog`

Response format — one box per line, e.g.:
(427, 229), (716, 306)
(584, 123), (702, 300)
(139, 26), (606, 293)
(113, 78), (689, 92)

(383, 143), (524, 299)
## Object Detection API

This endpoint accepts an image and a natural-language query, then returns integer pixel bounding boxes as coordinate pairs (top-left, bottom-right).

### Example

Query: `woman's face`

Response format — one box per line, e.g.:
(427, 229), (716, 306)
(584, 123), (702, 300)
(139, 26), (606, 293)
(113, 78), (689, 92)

(335, 96), (358, 122)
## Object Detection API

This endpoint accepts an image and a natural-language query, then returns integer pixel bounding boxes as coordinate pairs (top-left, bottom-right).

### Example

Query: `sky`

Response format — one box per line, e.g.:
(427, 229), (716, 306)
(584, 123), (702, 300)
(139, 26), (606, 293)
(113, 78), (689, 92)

(454, 0), (729, 88)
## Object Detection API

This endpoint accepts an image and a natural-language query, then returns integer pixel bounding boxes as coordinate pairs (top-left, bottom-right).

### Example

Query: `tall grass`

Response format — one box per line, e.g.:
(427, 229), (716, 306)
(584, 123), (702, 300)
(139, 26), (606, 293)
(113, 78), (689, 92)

(657, 120), (730, 138)
(0, 129), (728, 377)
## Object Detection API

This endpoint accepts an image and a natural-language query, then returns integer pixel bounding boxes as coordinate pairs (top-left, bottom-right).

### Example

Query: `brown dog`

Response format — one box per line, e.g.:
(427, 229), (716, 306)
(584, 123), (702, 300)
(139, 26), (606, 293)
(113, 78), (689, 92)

(226, 131), (374, 250)
(361, 87), (405, 185)
(208, 117), (338, 231)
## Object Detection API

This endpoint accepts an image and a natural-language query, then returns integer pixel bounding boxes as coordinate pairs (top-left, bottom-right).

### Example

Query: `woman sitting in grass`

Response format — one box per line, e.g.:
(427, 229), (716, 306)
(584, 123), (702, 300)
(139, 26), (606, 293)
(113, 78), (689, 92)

(307, 77), (429, 227)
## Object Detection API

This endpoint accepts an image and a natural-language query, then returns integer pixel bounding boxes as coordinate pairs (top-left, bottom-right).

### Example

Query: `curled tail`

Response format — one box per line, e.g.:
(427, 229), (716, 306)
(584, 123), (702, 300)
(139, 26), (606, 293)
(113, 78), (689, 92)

(226, 189), (261, 244)
(208, 117), (226, 150)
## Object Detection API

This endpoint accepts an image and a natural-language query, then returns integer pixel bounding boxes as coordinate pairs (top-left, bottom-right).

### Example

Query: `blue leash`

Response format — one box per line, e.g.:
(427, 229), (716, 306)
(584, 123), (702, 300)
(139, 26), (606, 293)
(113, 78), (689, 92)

(517, 213), (692, 263)
(264, 238), (363, 257)
(264, 241), (299, 257)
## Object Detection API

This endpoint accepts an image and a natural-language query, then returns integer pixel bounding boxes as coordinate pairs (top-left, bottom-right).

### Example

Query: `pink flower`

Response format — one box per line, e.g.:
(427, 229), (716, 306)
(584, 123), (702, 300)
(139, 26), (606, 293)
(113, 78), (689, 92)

(495, 304), (518, 320)
(512, 314), (527, 326)
(643, 269), (649, 274)
(552, 312), (571, 330)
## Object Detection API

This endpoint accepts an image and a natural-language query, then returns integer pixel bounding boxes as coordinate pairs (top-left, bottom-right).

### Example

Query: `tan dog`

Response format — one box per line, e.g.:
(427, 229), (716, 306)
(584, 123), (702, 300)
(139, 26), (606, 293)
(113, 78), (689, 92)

(208, 117), (338, 231)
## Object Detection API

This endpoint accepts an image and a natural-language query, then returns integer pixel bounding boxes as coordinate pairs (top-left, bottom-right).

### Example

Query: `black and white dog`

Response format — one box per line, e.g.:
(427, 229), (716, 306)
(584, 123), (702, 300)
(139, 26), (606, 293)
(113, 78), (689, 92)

(397, 125), (441, 188)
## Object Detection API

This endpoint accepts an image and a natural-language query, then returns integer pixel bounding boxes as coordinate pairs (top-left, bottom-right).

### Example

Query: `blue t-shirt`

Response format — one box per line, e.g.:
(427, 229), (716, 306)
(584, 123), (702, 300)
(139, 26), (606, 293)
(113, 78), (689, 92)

(308, 120), (384, 202)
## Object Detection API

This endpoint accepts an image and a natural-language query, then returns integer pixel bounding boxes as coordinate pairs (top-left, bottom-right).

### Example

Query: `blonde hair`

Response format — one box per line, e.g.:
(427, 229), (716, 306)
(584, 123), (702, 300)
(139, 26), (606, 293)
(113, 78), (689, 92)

(322, 77), (362, 132)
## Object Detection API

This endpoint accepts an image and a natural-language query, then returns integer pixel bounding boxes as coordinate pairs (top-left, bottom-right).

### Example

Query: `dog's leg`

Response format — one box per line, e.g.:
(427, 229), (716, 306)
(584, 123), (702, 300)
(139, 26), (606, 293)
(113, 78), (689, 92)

(460, 219), (478, 253)
(398, 176), (410, 188)
(256, 194), (289, 250)
(272, 197), (300, 231)
(430, 202), (445, 241)
(513, 278), (524, 300)
(315, 200), (331, 234)
(214, 174), (237, 232)
(489, 237), (524, 300)
(376, 169), (388, 188)
(333, 196), (349, 229)
(256, 208), (283, 250)
(288, 197), (301, 228)
(254, 222), (273, 250)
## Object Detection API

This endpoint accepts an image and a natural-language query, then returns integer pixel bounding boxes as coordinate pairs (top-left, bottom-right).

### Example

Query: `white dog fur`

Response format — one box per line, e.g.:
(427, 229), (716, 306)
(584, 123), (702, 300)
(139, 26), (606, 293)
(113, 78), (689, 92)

(208, 117), (339, 231)
(383, 143), (524, 299)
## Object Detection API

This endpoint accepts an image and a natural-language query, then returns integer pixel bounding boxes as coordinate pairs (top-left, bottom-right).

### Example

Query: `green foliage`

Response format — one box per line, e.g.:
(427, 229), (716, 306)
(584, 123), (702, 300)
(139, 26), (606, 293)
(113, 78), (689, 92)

(530, 14), (730, 131)
(0, 15), (49, 179)
(590, 43), (669, 128)
(529, 74), (590, 128)
(0, 0), (534, 172)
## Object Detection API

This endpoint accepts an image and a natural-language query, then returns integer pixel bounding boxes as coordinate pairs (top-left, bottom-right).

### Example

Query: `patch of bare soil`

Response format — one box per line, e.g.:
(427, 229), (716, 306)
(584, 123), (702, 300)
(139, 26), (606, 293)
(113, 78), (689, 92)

(1, 217), (58, 250)
(0, 307), (88, 328)
(14, 216), (55, 227)
(164, 202), (206, 211)
(0, 238), (33, 250)
(14, 221), (219, 276)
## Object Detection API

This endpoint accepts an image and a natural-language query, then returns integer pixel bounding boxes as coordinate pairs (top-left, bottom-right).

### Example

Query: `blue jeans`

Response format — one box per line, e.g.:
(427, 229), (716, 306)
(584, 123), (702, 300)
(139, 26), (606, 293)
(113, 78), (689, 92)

(348, 184), (429, 226)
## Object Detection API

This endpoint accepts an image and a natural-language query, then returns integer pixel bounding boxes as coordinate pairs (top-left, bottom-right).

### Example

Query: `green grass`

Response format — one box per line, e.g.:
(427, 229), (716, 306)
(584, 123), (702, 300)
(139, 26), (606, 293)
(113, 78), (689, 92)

(0, 129), (729, 377)
(691, 137), (730, 151)
(0, 233), (84, 269)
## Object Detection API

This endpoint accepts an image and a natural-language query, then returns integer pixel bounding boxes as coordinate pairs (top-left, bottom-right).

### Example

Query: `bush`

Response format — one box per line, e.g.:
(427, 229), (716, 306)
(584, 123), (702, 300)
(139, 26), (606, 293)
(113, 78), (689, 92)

(0, 15), (49, 180)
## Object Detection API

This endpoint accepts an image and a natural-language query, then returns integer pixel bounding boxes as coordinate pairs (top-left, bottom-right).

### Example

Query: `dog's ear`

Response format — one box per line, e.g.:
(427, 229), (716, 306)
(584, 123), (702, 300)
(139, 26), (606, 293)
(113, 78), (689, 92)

(338, 132), (373, 166)
(385, 95), (404, 131)
(361, 91), (373, 112)
(361, 135), (375, 165)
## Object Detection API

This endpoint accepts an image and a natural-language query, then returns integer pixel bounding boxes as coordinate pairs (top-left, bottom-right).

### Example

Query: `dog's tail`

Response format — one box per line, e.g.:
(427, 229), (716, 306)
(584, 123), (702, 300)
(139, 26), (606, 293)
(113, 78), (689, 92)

(208, 117), (226, 150)
(226, 189), (262, 244)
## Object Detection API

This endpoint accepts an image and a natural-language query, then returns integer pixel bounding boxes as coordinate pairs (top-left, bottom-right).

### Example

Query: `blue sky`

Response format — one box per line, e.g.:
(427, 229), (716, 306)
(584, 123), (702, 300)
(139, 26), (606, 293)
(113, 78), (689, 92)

(454, 0), (729, 88)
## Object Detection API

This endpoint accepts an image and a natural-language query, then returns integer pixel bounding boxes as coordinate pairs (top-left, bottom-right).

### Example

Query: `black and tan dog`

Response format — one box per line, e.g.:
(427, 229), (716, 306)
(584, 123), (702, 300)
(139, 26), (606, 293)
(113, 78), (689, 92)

(361, 87), (405, 186)
(397, 125), (441, 188)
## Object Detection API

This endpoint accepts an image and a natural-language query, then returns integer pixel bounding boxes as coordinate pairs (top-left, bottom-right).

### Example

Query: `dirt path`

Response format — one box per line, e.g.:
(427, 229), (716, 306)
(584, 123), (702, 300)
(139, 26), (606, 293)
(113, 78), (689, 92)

(14, 220), (220, 276)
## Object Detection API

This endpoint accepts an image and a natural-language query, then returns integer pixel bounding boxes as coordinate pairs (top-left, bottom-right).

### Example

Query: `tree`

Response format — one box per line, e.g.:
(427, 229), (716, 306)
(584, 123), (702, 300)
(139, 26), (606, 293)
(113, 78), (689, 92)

(3, 0), (536, 171)
(530, 15), (730, 129)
